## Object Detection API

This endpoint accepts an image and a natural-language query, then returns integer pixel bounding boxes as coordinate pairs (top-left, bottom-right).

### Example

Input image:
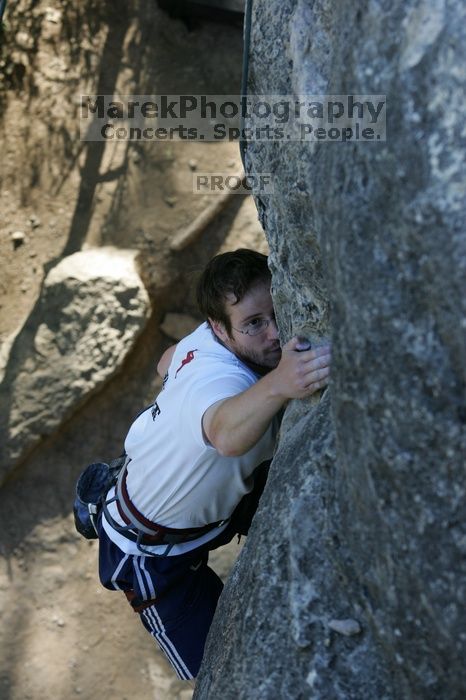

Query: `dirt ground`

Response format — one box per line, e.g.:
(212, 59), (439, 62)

(0, 3), (266, 698)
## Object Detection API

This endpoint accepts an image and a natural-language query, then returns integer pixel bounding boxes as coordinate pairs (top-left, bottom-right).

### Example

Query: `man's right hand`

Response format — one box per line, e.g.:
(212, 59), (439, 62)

(203, 337), (331, 457)
(269, 336), (331, 401)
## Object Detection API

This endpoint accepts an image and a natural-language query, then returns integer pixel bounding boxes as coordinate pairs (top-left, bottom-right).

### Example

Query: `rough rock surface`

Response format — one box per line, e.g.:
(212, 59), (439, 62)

(160, 312), (200, 341)
(195, 1), (466, 699)
(0, 248), (150, 480)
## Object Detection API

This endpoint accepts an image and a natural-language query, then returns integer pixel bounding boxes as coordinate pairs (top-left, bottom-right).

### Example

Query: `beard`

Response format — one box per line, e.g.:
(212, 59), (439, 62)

(210, 326), (281, 375)
(230, 341), (282, 375)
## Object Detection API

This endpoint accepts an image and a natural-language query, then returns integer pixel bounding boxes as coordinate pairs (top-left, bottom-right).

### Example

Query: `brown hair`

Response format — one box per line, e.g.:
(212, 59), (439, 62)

(196, 249), (271, 333)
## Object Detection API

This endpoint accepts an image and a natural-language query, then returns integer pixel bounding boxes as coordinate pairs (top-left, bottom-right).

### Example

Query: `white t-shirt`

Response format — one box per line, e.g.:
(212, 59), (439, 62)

(103, 322), (278, 555)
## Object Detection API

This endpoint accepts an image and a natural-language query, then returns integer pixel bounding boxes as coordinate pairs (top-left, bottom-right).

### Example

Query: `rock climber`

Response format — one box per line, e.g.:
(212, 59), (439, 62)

(97, 248), (331, 681)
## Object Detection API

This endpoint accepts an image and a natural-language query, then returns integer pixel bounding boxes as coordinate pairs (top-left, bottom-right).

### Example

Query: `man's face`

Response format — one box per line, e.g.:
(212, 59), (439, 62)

(211, 281), (281, 371)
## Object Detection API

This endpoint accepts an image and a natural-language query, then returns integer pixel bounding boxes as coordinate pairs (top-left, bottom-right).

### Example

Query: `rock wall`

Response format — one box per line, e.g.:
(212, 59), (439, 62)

(195, 1), (466, 699)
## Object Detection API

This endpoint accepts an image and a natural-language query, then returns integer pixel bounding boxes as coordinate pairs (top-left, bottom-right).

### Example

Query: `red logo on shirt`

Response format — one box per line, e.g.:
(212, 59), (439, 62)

(175, 349), (198, 377)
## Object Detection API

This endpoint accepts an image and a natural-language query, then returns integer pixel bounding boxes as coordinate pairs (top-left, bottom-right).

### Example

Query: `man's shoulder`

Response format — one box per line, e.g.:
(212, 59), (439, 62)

(167, 323), (236, 380)
(176, 323), (231, 362)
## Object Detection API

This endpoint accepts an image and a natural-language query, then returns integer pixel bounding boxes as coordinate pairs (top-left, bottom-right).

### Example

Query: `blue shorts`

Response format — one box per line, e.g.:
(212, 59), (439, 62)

(97, 461), (270, 679)
(98, 520), (238, 679)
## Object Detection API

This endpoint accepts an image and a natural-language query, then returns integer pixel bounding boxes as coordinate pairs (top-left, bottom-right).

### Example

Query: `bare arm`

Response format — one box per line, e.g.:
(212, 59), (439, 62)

(157, 344), (177, 378)
(202, 337), (331, 457)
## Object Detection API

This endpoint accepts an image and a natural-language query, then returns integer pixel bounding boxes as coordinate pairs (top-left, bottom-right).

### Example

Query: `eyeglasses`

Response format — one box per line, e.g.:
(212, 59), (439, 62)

(232, 317), (276, 337)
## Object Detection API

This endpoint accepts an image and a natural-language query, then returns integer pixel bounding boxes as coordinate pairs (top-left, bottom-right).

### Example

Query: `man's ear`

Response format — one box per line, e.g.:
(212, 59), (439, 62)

(209, 318), (228, 342)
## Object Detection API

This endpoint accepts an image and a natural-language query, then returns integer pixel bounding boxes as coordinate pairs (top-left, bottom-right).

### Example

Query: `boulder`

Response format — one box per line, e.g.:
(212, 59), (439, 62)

(194, 1), (466, 698)
(160, 312), (199, 341)
(0, 248), (150, 481)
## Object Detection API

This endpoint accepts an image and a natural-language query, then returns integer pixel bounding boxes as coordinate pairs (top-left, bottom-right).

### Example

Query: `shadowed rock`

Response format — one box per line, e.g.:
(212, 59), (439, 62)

(0, 248), (150, 481)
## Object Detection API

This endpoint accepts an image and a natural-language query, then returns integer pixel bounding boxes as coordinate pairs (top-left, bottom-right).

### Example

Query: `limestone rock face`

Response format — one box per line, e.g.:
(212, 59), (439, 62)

(0, 248), (150, 481)
(195, 1), (466, 699)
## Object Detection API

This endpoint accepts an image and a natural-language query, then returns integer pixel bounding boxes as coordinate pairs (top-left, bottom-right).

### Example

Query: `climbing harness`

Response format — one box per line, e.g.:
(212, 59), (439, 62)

(104, 460), (227, 555)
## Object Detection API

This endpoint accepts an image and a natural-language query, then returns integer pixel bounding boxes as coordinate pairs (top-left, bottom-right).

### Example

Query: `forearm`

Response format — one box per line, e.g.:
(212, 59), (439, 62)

(204, 339), (331, 457)
(204, 372), (286, 457)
